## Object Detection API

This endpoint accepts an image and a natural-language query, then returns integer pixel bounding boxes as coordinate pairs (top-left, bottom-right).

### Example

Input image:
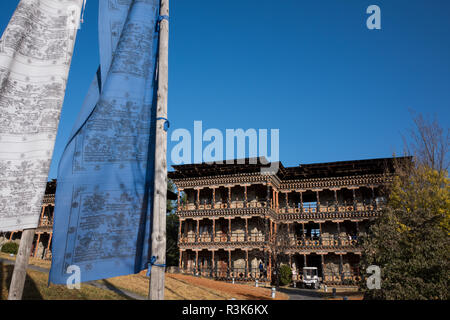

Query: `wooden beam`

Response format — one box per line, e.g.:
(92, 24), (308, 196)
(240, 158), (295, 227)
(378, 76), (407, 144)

(33, 233), (41, 258)
(148, 0), (169, 301)
(244, 217), (248, 241)
(244, 185), (247, 207)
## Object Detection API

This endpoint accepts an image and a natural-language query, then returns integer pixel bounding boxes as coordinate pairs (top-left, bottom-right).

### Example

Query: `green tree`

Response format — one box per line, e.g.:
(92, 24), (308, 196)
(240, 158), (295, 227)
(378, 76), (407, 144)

(1, 242), (18, 255)
(165, 179), (179, 266)
(279, 264), (292, 286)
(360, 114), (450, 300)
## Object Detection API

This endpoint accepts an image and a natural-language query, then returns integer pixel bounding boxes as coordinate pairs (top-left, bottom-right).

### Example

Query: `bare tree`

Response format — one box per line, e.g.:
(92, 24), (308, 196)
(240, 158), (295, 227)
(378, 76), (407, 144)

(402, 111), (449, 173)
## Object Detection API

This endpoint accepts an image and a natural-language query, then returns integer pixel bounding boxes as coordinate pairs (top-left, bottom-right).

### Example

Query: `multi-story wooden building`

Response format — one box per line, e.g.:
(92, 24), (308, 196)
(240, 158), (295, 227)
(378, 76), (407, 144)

(2, 180), (56, 260)
(169, 157), (403, 285)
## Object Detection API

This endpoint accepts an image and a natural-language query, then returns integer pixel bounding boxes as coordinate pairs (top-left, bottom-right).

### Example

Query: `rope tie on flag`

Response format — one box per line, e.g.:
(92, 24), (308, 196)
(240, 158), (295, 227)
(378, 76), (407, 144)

(146, 256), (166, 276)
(156, 117), (170, 131)
(157, 15), (169, 31)
(158, 15), (169, 22)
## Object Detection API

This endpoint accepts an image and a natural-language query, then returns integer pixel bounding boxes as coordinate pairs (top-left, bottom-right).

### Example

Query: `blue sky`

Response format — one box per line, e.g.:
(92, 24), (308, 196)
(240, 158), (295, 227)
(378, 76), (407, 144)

(1, 0), (449, 178)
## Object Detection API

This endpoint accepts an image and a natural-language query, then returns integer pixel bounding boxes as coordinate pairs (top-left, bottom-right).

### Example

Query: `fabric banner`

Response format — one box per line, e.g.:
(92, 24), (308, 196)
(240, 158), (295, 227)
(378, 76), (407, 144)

(49, 0), (160, 284)
(0, 0), (83, 232)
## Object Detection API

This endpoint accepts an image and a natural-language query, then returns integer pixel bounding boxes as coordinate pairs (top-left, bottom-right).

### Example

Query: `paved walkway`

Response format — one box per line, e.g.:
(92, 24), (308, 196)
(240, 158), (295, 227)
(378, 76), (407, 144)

(277, 287), (323, 300)
(0, 257), (49, 273)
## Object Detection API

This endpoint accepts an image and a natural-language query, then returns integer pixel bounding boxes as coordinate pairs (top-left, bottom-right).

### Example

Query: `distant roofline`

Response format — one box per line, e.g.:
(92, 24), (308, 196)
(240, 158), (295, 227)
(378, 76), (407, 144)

(168, 156), (413, 180)
(297, 156), (411, 168)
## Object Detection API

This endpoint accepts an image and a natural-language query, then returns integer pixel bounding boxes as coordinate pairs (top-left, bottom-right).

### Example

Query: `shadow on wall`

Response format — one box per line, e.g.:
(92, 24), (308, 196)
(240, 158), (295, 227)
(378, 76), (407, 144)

(0, 261), (43, 300)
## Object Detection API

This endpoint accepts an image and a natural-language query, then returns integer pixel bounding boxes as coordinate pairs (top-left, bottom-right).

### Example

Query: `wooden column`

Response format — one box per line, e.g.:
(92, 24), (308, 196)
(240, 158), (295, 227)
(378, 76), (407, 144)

(211, 219), (215, 242)
(269, 220), (273, 240)
(276, 191), (279, 210)
(195, 220), (199, 242)
(303, 254), (307, 267)
(228, 250), (231, 277)
(299, 191), (303, 213)
(211, 250), (215, 277)
(212, 188), (216, 208)
(39, 206), (46, 227)
(352, 188), (357, 211)
(266, 184), (271, 207)
(334, 189), (338, 211)
(33, 233), (41, 258)
(196, 188), (200, 209)
(321, 254), (325, 281)
(301, 223), (305, 244)
(285, 192), (289, 210)
(316, 190), (320, 212)
(263, 249), (268, 278)
(371, 187), (377, 209)
(46, 232), (53, 259)
(268, 254), (272, 281)
(319, 222), (323, 245)
(244, 185), (248, 208)
(337, 222), (341, 246)
(244, 217), (248, 241)
(227, 186), (232, 208)
(339, 254), (344, 281)
(177, 190), (181, 209)
(179, 249), (182, 268)
(178, 219), (182, 243)
(245, 249), (249, 278)
(195, 250), (199, 273)
(272, 189), (275, 208)
(273, 222), (277, 239)
(184, 219), (189, 240)
(228, 218), (232, 242)
(287, 223), (291, 244)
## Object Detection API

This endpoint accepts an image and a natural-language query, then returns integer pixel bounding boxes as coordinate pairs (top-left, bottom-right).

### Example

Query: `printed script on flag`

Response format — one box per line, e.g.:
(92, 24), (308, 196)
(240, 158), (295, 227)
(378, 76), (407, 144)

(0, 0), (83, 232)
(49, 0), (160, 284)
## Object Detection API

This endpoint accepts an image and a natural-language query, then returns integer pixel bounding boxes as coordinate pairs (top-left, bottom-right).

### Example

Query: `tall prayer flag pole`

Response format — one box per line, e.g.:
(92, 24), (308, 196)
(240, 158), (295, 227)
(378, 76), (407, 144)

(149, 0), (169, 300)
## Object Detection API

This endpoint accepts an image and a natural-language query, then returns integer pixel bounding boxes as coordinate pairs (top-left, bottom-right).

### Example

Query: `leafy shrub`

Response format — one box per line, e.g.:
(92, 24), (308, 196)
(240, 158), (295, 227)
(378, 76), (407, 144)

(1, 242), (18, 255)
(279, 264), (292, 286)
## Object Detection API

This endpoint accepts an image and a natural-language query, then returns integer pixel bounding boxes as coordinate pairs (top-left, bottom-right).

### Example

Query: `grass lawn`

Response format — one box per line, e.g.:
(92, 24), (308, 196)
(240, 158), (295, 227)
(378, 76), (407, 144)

(0, 262), (128, 300)
(0, 253), (288, 300)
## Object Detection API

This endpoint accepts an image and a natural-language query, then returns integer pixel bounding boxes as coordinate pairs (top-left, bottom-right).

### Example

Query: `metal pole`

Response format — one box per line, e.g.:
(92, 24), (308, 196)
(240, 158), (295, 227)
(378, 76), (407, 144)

(149, 0), (169, 300)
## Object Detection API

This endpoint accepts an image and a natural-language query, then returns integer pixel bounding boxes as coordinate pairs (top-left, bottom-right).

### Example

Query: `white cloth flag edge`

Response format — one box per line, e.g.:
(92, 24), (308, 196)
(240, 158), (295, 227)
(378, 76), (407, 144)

(0, 0), (83, 232)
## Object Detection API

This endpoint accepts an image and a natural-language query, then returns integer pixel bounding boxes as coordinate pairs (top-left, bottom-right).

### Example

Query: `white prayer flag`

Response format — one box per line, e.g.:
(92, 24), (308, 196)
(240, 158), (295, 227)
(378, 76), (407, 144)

(0, 0), (83, 231)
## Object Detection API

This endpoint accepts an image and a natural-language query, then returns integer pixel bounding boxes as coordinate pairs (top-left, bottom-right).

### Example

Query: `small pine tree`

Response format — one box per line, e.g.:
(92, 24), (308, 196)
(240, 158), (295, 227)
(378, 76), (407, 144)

(1, 242), (19, 255)
(279, 264), (292, 286)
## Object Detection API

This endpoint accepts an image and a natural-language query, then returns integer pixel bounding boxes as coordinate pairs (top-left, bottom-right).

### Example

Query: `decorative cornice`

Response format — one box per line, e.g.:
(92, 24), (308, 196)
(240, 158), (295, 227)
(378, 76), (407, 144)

(172, 173), (393, 191)
(177, 207), (277, 219)
(179, 241), (267, 250)
(177, 208), (381, 222)
(279, 174), (393, 190)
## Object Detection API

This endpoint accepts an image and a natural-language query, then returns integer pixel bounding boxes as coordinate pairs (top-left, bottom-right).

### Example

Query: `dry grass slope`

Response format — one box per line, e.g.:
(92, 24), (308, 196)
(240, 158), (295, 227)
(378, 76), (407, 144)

(0, 253), (289, 300)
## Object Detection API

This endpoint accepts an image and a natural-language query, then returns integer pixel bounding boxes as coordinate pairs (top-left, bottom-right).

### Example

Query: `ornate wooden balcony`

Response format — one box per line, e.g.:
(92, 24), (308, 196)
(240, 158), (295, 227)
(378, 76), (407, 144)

(182, 267), (268, 281)
(280, 235), (359, 248)
(179, 200), (269, 211)
(38, 217), (53, 228)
